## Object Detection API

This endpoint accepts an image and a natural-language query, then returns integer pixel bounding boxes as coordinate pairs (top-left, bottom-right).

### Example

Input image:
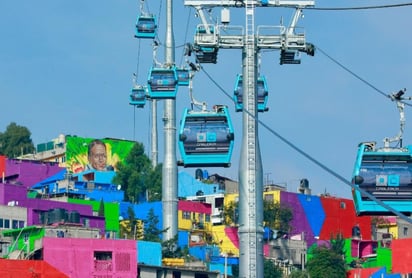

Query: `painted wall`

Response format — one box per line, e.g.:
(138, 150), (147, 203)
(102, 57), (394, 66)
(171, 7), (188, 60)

(280, 192), (315, 245)
(137, 240), (162, 266)
(376, 247), (392, 273)
(69, 198), (120, 233)
(319, 196), (372, 241)
(0, 183), (106, 233)
(346, 267), (382, 278)
(5, 159), (63, 189)
(65, 136), (134, 174)
(391, 238), (412, 274)
(0, 156), (6, 177)
(43, 237), (137, 278)
(0, 258), (68, 277)
(2, 226), (45, 256)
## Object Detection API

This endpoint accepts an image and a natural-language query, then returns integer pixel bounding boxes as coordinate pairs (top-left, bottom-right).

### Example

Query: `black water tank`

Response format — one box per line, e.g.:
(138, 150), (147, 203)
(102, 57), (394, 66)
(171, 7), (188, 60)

(352, 225), (361, 238)
(40, 211), (48, 225)
(48, 208), (68, 224)
(68, 210), (81, 223)
(195, 169), (203, 180)
(300, 179), (309, 188)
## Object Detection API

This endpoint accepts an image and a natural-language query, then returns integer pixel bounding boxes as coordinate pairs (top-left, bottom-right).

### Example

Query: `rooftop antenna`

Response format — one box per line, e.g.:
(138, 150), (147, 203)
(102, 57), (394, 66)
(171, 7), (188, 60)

(383, 88), (410, 148)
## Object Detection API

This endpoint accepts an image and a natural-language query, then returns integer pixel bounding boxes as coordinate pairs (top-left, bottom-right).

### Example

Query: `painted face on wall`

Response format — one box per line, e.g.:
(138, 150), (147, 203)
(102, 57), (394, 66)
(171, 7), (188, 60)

(88, 143), (107, 171)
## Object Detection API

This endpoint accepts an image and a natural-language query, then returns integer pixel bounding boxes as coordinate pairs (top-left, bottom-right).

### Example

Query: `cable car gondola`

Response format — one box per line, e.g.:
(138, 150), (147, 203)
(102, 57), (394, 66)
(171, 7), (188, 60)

(135, 15), (157, 39)
(233, 74), (269, 112)
(193, 25), (219, 64)
(147, 67), (178, 99)
(129, 85), (147, 108)
(352, 89), (412, 216)
(176, 68), (190, 86)
(194, 46), (218, 64)
(178, 105), (234, 168)
(352, 142), (412, 216)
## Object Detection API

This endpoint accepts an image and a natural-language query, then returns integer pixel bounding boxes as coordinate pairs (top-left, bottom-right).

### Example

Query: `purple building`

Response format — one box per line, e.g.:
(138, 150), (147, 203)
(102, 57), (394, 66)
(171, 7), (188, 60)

(0, 159), (105, 234)
(2, 158), (63, 189)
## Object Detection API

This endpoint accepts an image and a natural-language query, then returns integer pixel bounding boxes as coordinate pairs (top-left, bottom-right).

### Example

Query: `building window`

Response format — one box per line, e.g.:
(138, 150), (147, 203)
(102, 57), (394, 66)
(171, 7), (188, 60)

(4, 219), (10, 229)
(94, 251), (112, 261)
(340, 202), (346, 209)
(264, 194), (274, 202)
(18, 221), (25, 228)
(404, 227), (408, 236)
(12, 220), (18, 229)
(215, 197), (224, 209)
(0, 218), (3, 228)
(94, 251), (113, 272)
(182, 211), (191, 220)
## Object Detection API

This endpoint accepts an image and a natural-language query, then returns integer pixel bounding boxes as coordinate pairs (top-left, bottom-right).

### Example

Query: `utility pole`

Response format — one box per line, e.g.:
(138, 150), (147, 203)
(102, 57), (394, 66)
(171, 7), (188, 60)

(151, 99), (158, 167)
(183, 0), (315, 277)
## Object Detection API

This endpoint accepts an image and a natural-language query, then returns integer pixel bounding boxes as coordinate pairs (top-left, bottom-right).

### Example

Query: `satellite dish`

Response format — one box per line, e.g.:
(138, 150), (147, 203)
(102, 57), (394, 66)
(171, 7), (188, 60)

(117, 185), (122, 190)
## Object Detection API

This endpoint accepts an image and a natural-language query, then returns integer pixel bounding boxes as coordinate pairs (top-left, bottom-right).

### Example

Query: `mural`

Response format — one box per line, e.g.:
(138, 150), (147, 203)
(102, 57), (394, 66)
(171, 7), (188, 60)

(66, 136), (135, 173)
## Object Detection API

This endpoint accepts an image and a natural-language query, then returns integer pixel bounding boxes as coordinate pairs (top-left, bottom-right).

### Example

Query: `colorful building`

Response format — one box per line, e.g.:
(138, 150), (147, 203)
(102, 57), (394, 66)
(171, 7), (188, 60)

(2, 142), (412, 277)
(43, 237), (137, 278)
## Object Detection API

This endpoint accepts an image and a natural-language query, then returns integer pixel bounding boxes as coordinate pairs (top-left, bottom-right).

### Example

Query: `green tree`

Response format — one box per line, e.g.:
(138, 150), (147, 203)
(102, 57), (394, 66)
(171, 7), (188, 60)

(162, 235), (180, 258)
(223, 200), (293, 233)
(223, 200), (238, 225)
(263, 200), (293, 235)
(306, 246), (346, 278)
(0, 122), (35, 157)
(330, 232), (345, 257)
(145, 163), (162, 201)
(98, 199), (105, 217)
(288, 269), (310, 278)
(119, 206), (137, 239)
(112, 142), (162, 202)
(263, 259), (283, 278)
(143, 208), (166, 242)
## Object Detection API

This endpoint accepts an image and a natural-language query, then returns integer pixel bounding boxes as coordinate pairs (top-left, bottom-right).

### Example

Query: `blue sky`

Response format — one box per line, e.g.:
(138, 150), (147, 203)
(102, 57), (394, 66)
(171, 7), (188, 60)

(1, 1), (411, 198)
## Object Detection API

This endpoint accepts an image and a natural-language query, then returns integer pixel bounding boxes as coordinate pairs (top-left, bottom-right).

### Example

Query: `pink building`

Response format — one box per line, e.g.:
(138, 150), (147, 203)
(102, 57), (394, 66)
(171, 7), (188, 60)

(43, 237), (137, 277)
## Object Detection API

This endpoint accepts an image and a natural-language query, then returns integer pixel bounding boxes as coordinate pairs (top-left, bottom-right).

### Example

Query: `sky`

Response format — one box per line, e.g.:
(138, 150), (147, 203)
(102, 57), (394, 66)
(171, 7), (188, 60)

(1, 1), (412, 199)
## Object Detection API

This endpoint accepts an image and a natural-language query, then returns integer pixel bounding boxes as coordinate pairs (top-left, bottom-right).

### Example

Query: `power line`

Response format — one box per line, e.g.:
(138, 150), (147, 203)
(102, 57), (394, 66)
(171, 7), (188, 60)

(316, 45), (412, 107)
(306, 2), (412, 11)
(315, 46), (389, 99)
(201, 66), (412, 224)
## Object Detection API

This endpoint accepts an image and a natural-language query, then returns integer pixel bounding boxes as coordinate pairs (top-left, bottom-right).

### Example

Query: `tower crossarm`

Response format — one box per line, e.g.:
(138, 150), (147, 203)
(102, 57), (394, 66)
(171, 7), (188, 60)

(256, 8), (306, 51)
(287, 7), (303, 35)
(184, 0), (314, 8)
(194, 6), (214, 33)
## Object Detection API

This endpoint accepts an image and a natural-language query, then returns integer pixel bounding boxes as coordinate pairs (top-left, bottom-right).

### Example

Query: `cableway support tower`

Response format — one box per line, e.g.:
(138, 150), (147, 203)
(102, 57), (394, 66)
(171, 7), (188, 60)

(184, 0), (315, 277)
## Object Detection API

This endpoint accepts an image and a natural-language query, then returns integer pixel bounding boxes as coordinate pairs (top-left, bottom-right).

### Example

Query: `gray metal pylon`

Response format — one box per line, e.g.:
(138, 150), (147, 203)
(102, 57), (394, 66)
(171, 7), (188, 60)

(162, 0), (178, 244)
(238, 0), (264, 277)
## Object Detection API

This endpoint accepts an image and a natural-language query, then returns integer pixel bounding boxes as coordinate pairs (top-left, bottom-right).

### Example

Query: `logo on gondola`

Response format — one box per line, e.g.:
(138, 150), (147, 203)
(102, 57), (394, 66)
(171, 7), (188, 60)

(376, 175), (400, 187)
(197, 132), (217, 142)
